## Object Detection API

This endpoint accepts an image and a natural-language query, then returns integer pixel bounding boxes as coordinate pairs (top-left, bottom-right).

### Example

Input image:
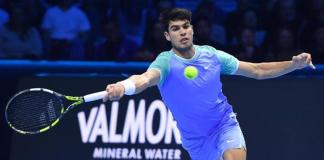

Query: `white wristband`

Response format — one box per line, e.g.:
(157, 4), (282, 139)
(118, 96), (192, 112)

(117, 79), (136, 95)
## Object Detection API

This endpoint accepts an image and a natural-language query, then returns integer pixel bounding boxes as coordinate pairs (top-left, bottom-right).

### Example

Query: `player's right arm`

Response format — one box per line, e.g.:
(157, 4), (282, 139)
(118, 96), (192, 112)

(104, 51), (170, 101)
(103, 69), (160, 101)
(235, 53), (314, 80)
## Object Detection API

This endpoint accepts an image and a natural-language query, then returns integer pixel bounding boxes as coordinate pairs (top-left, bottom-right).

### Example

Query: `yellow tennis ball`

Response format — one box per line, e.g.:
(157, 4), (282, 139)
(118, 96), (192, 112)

(184, 66), (198, 80)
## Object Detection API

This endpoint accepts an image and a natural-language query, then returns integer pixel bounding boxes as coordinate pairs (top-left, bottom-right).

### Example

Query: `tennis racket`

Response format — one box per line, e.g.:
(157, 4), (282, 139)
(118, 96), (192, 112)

(5, 88), (107, 134)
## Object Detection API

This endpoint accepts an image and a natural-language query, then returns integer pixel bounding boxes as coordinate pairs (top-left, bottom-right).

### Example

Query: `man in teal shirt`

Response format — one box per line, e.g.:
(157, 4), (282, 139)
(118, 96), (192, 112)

(104, 8), (315, 160)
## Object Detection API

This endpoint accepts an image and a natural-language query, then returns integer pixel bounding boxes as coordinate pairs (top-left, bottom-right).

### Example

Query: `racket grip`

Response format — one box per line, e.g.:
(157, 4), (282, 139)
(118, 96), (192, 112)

(83, 91), (107, 102)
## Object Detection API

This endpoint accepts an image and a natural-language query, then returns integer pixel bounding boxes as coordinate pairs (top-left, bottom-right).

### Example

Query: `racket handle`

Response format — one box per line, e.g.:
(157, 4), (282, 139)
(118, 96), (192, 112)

(83, 91), (107, 102)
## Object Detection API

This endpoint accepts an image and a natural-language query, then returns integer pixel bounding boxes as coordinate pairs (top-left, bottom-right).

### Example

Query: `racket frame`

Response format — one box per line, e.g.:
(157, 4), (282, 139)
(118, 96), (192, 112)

(5, 88), (84, 134)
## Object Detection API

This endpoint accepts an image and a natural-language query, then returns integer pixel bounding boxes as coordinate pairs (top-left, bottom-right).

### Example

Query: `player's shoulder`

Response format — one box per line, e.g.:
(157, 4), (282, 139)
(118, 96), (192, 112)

(195, 45), (223, 58)
(195, 44), (215, 49)
(195, 45), (219, 53)
(155, 50), (173, 59)
(46, 6), (60, 13)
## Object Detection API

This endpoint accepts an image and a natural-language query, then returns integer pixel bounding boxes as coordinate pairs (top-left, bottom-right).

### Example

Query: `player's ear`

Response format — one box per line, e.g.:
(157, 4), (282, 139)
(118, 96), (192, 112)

(164, 31), (171, 41)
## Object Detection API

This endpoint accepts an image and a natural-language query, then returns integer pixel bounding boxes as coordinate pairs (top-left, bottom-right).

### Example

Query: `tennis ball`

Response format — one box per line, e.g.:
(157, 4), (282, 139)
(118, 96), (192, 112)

(184, 66), (198, 80)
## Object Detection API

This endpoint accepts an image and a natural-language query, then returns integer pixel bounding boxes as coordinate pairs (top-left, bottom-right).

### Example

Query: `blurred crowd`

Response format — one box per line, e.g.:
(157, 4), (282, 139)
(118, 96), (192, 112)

(0, 0), (323, 63)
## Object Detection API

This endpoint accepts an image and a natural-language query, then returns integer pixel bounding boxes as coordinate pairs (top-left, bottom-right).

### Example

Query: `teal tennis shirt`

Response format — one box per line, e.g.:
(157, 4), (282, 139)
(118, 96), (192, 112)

(148, 45), (240, 159)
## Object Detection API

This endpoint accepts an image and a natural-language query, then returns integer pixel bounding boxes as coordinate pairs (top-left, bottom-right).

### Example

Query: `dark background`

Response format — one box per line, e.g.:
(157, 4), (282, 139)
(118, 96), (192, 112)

(1, 0), (324, 159)
(1, 68), (323, 160)
(9, 76), (189, 160)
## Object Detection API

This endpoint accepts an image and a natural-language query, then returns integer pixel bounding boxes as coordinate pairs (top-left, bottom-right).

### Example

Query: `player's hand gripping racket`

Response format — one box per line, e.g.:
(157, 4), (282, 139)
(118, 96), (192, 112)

(5, 88), (107, 134)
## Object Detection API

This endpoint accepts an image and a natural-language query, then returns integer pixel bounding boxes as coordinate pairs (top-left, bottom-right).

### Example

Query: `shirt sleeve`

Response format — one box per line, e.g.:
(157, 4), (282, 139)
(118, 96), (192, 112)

(41, 10), (52, 30)
(78, 10), (91, 31)
(207, 46), (239, 75)
(147, 52), (171, 86)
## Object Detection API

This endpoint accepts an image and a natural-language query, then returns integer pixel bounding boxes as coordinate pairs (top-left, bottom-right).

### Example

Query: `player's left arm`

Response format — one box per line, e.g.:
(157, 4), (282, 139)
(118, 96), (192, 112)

(234, 52), (315, 80)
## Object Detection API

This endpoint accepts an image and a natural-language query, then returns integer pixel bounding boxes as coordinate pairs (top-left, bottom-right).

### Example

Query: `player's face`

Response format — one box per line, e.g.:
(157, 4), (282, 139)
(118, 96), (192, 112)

(164, 20), (194, 52)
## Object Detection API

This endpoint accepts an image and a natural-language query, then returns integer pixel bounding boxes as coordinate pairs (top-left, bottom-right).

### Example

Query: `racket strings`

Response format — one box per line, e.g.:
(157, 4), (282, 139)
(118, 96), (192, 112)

(6, 91), (63, 132)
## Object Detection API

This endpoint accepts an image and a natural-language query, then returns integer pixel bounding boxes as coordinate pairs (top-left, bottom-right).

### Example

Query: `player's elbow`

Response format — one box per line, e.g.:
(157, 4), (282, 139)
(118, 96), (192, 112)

(238, 62), (269, 80)
(253, 70), (263, 80)
(252, 64), (266, 80)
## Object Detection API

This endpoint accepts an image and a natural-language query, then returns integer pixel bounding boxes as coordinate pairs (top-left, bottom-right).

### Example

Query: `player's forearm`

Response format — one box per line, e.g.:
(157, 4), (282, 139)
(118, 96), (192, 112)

(128, 74), (154, 94)
(104, 70), (160, 101)
(254, 61), (296, 79)
(121, 70), (160, 95)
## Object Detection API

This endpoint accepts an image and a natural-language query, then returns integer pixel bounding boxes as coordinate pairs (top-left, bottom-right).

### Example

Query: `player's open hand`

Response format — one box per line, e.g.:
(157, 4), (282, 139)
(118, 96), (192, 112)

(292, 53), (316, 70)
(103, 83), (125, 102)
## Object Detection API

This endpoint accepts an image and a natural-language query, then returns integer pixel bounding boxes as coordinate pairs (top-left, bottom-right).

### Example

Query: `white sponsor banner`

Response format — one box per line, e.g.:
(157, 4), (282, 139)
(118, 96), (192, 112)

(77, 99), (183, 159)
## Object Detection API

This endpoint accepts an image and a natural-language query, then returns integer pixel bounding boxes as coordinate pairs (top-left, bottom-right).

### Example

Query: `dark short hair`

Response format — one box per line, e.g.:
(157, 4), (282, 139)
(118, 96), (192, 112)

(159, 8), (192, 32)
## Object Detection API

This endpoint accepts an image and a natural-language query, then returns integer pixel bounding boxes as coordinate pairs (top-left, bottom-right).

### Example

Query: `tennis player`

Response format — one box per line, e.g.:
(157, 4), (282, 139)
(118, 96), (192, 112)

(103, 8), (314, 160)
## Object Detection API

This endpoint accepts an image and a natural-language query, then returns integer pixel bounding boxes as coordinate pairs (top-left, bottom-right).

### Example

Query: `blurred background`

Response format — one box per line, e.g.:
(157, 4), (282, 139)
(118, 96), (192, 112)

(0, 0), (323, 62)
(0, 0), (324, 160)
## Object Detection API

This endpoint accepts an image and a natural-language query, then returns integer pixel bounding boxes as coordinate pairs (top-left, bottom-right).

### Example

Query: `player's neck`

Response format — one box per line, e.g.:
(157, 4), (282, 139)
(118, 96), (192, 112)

(172, 45), (195, 59)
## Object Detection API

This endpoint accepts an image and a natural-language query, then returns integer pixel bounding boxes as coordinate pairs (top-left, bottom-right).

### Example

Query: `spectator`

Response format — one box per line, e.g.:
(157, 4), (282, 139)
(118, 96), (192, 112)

(135, 21), (170, 61)
(147, 0), (175, 24)
(18, 0), (45, 26)
(194, 0), (227, 46)
(41, 0), (91, 60)
(299, 0), (323, 21)
(226, 8), (267, 47)
(298, 0), (324, 51)
(267, 0), (300, 34)
(240, 8), (266, 46)
(39, 0), (82, 9)
(194, 0), (226, 24)
(0, 7), (8, 27)
(263, 0), (279, 11)
(93, 18), (138, 61)
(0, 3), (42, 59)
(116, 0), (148, 45)
(229, 28), (264, 62)
(225, 0), (253, 45)
(267, 28), (299, 61)
(311, 24), (324, 63)
(226, 0), (270, 44)
(192, 16), (224, 50)
(81, 0), (117, 40)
